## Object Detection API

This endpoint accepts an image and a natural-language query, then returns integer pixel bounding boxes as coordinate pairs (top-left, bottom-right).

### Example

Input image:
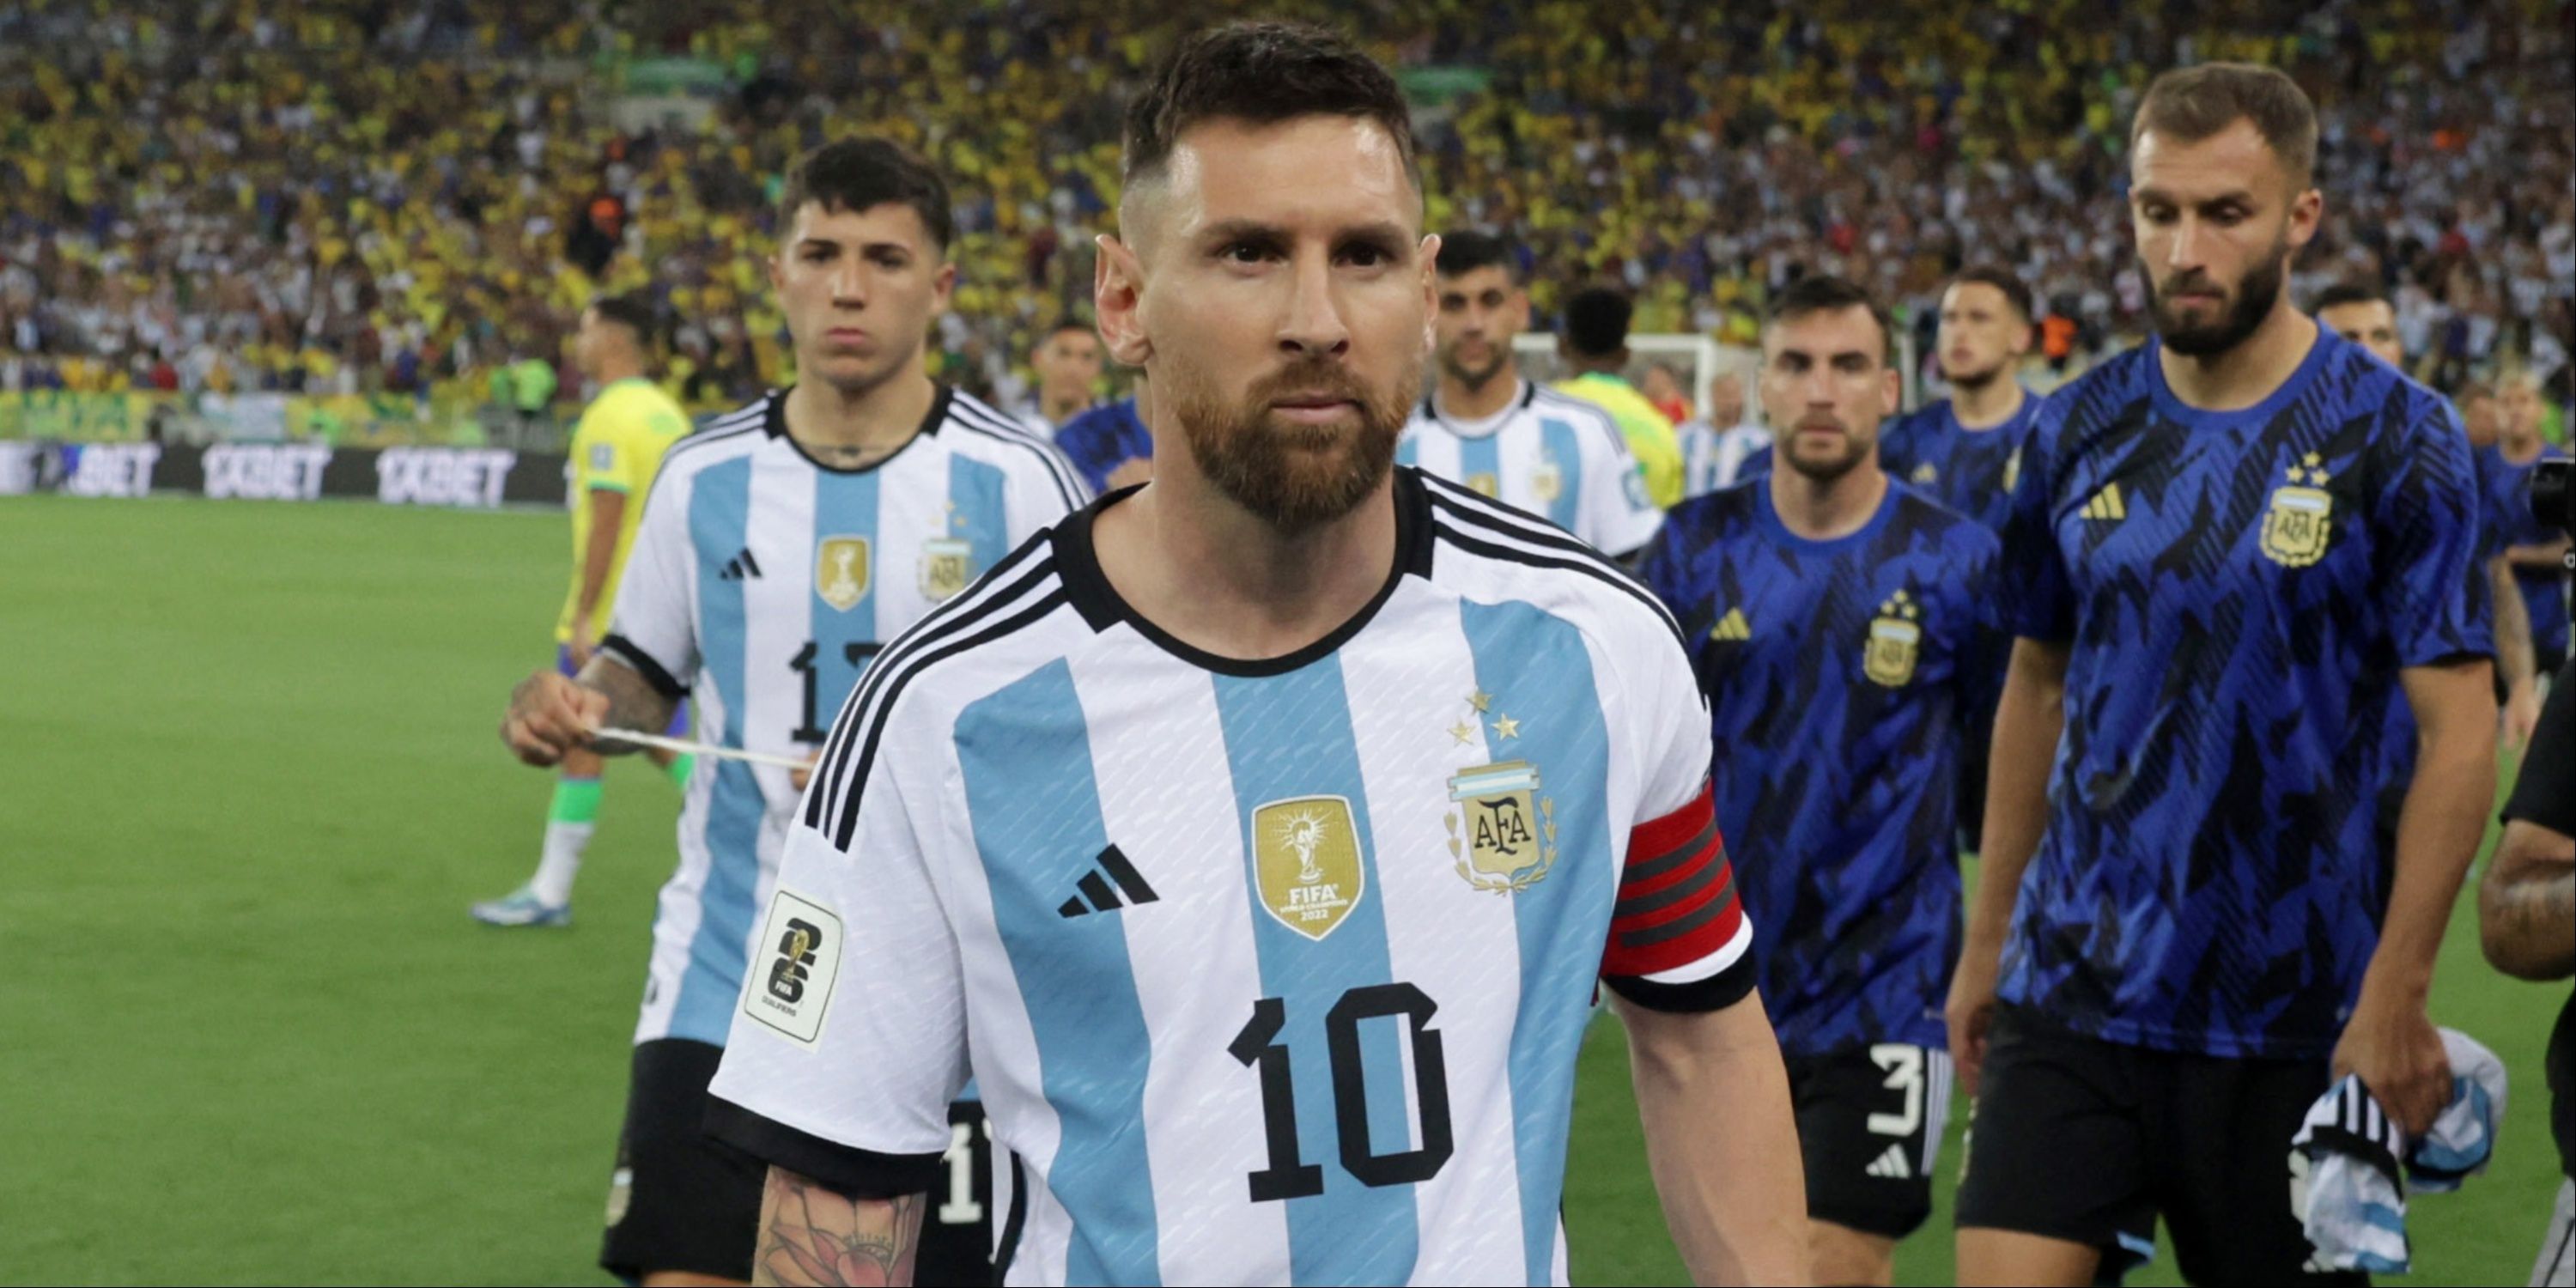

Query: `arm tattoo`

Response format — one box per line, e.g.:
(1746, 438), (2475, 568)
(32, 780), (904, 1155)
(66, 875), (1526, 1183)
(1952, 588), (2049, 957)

(752, 1169), (925, 1287)
(577, 654), (677, 751)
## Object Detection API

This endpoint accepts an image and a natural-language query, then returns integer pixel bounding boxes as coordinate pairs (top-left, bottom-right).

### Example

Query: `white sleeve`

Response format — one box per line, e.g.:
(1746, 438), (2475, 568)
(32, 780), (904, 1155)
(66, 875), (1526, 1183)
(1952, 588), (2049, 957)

(1006, 440), (1089, 544)
(1629, 618), (1711, 824)
(1579, 411), (1665, 558)
(598, 468), (699, 696)
(706, 702), (965, 1194)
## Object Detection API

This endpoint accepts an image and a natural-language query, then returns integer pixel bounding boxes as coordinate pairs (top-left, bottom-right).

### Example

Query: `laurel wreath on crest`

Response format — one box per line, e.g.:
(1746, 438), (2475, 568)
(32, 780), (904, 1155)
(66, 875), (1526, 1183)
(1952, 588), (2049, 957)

(1444, 796), (1560, 894)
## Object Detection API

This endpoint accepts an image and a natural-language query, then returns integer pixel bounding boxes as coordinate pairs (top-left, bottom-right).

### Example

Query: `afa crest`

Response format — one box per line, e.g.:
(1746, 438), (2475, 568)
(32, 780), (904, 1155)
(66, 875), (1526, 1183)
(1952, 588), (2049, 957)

(1910, 461), (1940, 487)
(1863, 589), (1922, 688)
(816, 536), (871, 611)
(1446, 760), (1558, 893)
(919, 537), (973, 602)
(1466, 471), (1500, 499)
(1252, 795), (1364, 940)
(1530, 450), (1564, 504)
(2259, 453), (2335, 568)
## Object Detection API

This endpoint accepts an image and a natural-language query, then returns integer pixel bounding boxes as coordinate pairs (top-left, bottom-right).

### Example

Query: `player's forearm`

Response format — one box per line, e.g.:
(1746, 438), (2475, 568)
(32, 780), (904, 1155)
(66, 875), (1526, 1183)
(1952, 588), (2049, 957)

(2494, 557), (2536, 689)
(1617, 995), (1809, 1286)
(2365, 680), (2498, 999)
(750, 1166), (927, 1287)
(2506, 537), (2572, 570)
(1965, 640), (2066, 953)
(576, 490), (627, 623)
(2480, 823), (2576, 981)
(574, 653), (677, 752)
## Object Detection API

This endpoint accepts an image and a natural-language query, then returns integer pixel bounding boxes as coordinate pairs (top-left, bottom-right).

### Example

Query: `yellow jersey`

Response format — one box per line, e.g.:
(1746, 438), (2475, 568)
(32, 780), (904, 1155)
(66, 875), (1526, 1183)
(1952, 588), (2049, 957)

(1552, 372), (1686, 509)
(557, 378), (691, 644)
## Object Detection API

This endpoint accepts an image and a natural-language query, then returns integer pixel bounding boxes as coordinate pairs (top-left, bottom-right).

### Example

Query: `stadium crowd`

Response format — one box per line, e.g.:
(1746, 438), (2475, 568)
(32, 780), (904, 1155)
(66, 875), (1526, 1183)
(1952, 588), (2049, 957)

(1, 0), (2568, 421)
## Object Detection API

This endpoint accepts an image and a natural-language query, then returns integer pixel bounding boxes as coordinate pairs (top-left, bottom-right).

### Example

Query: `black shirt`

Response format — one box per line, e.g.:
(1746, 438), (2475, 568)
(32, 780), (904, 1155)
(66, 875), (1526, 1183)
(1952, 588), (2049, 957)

(2503, 654), (2576, 1178)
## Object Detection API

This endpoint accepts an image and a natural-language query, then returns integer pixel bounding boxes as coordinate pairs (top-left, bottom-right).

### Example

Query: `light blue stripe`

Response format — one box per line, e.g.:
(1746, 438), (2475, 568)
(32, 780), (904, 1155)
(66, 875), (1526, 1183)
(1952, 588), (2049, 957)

(1458, 598), (1616, 1285)
(673, 456), (762, 1045)
(810, 469), (881, 738)
(1210, 662), (1418, 1285)
(957, 662), (1159, 1286)
(1540, 417), (1583, 532)
(949, 454), (1011, 586)
(1395, 436), (1419, 469)
(1460, 434), (1501, 501)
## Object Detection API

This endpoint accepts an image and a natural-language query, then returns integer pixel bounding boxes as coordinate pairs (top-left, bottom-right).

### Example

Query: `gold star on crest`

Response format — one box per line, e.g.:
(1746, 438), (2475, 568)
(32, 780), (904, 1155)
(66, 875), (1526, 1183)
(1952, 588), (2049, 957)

(1491, 713), (1522, 739)
(1467, 690), (1492, 713)
(2303, 451), (2323, 467)
(1448, 720), (1475, 744)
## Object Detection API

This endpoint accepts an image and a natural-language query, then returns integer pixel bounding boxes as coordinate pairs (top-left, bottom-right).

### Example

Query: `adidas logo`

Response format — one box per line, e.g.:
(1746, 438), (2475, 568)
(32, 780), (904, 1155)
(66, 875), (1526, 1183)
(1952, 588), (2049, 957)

(716, 548), (764, 580)
(1865, 1143), (1912, 1180)
(1056, 844), (1160, 918)
(2081, 482), (2127, 521)
(1710, 608), (1752, 641)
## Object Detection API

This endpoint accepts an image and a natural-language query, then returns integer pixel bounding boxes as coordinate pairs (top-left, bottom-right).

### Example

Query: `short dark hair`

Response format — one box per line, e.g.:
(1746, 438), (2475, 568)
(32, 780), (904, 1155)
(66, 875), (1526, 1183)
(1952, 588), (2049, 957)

(1435, 229), (1516, 281)
(1122, 21), (1417, 191)
(1766, 274), (1893, 366)
(1562, 287), (1633, 358)
(1947, 265), (2033, 323)
(778, 137), (955, 252)
(1037, 321), (1097, 351)
(588, 295), (656, 346)
(2131, 63), (2318, 186)
(2311, 282), (2390, 314)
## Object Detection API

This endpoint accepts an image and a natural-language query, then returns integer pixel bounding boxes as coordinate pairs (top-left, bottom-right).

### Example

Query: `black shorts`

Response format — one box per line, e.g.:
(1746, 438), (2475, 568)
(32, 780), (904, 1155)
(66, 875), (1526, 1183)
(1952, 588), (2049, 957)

(1955, 1005), (2366, 1285)
(601, 1038), (766, 1282)
(599, 1039), (1004, 1285)
(1786, 1043), (1955, 1239)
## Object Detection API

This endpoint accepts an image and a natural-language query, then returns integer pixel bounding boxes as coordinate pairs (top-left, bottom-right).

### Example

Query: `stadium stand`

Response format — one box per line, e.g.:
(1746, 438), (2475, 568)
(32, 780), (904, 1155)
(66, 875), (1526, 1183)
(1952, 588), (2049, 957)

(0, 0), (2567, 436)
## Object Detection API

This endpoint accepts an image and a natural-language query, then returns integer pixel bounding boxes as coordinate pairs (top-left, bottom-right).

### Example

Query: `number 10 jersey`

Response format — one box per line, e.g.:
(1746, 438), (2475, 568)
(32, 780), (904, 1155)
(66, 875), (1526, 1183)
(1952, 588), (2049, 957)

(707, 469), (1755, 1286)
(603, 386), (1084, 1049)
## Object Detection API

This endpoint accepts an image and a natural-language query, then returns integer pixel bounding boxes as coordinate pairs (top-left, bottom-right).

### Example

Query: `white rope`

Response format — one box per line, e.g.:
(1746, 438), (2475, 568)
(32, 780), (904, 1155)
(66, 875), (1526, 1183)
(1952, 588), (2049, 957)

(590, 726), (812, 770)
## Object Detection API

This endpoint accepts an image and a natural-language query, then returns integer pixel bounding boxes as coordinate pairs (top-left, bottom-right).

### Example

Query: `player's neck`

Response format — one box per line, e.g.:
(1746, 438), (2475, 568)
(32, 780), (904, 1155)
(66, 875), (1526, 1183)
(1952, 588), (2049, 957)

(1949, 376), (2024, 430)
(784, 369), (937, 460)
(1437, 363), (1521, 421)
(1090, 461), (1398, 662)
(1768, 459), (1888, 542)
(1042, 388), (1090, 424)
(2157, 305), (2318, 413)
(591, 356), (645, 387)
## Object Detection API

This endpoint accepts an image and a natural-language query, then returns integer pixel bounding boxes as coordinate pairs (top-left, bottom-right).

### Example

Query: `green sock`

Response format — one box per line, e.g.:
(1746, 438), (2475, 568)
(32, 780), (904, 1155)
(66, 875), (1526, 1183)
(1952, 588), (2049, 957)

(549, 776), (605, 824)
(666, 754), (696, 789)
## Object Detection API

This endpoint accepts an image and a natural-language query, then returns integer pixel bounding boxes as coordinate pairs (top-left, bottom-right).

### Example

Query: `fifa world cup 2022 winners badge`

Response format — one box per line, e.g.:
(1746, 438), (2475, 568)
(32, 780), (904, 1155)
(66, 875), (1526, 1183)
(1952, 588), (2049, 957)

(1447, 759), (1558, 893)
(2259, 453), (2335, 568)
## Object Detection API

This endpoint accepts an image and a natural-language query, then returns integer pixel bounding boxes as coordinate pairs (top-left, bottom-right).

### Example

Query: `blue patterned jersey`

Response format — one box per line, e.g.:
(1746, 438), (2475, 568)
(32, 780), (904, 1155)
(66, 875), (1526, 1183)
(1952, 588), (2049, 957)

(1875, 390), (2043, 537)
(1641, 478), (2003, 1054)
(2494, 443), (2573, 656)
(1054, 397), (1151, 495)
(1997, 330), (2494, 1059)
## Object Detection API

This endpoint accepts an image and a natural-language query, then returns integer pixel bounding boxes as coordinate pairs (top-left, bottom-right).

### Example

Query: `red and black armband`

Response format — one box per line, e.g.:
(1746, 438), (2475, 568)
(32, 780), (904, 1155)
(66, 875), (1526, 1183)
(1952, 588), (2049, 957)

(1601, 778), (1755, 1012)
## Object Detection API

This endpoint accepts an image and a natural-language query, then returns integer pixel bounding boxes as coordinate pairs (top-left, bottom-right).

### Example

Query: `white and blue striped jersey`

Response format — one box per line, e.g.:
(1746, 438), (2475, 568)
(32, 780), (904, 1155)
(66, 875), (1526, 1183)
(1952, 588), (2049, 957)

(1399, 380), (1665, 557)
(600, 386), (1085, 1048)
(708, 468), (1754, 1286)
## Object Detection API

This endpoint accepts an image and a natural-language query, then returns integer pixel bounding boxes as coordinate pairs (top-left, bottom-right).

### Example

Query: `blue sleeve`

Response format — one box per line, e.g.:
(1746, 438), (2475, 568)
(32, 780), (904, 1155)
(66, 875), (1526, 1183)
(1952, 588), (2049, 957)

(1954, 529), (2009, 732)
(1738, 445), (1772, 482)
(2002, 408), (2075, 641)
(1053, 402), (1148, 495)
(2379, 398), (2495, 667)
(1635, 505), (1704, 631)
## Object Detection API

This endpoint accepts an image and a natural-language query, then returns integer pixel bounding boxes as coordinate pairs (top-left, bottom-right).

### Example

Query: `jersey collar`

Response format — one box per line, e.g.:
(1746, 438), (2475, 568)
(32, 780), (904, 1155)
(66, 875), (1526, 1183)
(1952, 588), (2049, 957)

(1053, 467), (1437, 677)
(1422, 379), (1535, 439)
(765, 382), (952, 476)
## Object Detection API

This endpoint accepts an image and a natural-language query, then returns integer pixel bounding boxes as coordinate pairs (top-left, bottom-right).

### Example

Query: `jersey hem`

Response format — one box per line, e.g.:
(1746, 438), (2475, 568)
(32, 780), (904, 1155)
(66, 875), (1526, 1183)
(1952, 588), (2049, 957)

(1994, 995), (2341, 1061)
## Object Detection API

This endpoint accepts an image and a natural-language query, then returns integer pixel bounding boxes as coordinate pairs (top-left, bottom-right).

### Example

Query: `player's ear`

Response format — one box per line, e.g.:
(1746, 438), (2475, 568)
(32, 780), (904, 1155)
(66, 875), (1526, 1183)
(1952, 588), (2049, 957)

(930, 258), (957, 315)
(766, 248), (786, 296)
(1879, 365), (1902, 417)
(1418, 234), (1443, 354)
(2287, 185), (2324, 250)
(1095, 234), (1151, 368)
(1507, 283), (1531, 334)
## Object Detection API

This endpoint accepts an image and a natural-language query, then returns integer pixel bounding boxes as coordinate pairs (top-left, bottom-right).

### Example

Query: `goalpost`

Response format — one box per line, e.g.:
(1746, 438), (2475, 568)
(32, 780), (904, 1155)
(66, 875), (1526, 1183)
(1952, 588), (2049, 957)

(1511, 331), (1926, 422)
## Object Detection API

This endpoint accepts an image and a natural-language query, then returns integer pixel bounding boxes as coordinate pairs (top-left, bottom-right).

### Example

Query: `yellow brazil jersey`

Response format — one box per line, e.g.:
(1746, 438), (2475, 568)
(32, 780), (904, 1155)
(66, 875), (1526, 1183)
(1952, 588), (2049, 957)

(557, 378), (691, 644)
(1552, 372), (1685, 509)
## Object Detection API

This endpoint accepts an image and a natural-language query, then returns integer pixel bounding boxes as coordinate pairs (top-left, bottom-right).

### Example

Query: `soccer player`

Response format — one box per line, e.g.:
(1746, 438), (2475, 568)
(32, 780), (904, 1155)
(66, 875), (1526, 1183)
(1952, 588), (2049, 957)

(1553, 285), (1686, 509)
(2497, 370), (2573, 675)
(1676, 369), (1771, 499)
(1398, 229), (1662, 558)
(1639, 274), (2000, 1286)
(499, 137), (1085, 1287)
(1877, 266), (2042, 538)
(1950, 64), (2498, 1285)
(1018, 321), (1106, 438)
(2315, 283), (2545, 742)
(472, 295), (692, 928)
(1053, 368), (1153, 493)
(702, 21), (1807, 1285)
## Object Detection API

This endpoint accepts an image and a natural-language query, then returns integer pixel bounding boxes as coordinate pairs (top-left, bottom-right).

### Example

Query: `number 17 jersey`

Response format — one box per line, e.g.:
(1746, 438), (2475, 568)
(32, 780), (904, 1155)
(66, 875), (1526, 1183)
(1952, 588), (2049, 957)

(708, 470), (1755, 1285)
(602, 386), (1085, 1048)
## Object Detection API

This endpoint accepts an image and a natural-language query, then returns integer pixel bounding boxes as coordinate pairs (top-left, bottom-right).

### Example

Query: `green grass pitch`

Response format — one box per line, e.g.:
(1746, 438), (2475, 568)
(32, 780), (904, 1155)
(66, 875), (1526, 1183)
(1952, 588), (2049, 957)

(0, 494), (2561, 1285)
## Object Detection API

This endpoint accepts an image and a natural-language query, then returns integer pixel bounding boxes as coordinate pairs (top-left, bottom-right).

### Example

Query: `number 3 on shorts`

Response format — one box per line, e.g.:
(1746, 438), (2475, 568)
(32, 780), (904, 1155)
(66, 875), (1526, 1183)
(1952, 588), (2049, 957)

(1868, 1042), (1925, 1138)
